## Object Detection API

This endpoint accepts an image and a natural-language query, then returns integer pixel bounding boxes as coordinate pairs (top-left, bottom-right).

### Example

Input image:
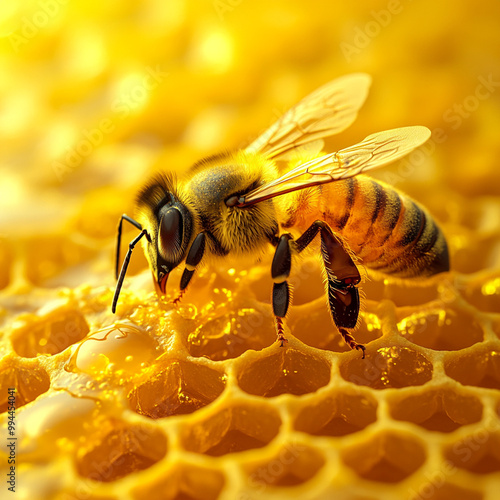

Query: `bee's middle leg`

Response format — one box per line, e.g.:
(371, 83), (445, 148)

(271, 234), (293, 346)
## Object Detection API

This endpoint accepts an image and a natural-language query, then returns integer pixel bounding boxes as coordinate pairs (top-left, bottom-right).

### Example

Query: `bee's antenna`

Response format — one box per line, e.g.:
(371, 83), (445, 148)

(112, 228), (149, 313)
(115, 214), (144, 279)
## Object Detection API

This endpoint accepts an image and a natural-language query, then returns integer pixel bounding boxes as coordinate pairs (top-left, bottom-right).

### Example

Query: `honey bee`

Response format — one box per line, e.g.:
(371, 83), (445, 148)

(112, 73), (449, 358)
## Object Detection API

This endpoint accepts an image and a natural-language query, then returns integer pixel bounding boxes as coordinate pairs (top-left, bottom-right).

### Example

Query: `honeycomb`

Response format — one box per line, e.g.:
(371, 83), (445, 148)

(1, 1), (500, 499)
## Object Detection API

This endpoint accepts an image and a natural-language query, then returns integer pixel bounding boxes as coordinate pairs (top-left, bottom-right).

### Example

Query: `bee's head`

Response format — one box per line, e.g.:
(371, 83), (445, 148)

(136, 173), (194, 295)
(155, 200), (193, 292)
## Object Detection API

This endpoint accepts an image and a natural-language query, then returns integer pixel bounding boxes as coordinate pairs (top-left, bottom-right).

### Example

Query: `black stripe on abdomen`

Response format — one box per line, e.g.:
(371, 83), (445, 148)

(370, 180), (387, 223)
(394, 200), (425, 248)
(373, 186), (402, 247)
(372, 199), (449, 278)
(336, 178), (357, 230)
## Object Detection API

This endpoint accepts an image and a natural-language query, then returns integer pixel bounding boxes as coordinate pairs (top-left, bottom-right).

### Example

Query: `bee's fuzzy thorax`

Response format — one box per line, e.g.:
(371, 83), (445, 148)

(218, 200), (277, 255)
(184, 150), (280, 256)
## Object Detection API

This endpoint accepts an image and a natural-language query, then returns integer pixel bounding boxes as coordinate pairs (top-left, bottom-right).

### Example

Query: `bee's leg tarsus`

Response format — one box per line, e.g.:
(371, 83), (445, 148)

(171, 287), (187, 307)
(340, 328), (366, 359)
(273, 284), (290, 346)
(275, 316), (288, 347)
(271, 234), (293, 346)
(172, 232), (206, 305)
(295, 220), (365, 357)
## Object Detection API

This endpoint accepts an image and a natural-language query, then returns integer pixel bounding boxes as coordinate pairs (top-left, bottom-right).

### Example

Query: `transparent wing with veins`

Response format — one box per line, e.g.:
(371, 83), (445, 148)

(239, 126), (432, 206)
(246, 73), (372, 160)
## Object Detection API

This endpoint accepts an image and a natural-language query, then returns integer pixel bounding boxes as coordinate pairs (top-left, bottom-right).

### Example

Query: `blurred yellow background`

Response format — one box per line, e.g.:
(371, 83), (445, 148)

(1, 0), (499, 239)
(1, 0), (499, 273)
(1, 1), (500, 499)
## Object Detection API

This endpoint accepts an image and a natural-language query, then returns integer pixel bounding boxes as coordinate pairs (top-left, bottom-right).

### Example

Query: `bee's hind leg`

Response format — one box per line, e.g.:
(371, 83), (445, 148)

(271, 234), (294, 346)
(295, 221), (365, 358)
(172, 232), (206, 306)
(339, 328), (365, 358)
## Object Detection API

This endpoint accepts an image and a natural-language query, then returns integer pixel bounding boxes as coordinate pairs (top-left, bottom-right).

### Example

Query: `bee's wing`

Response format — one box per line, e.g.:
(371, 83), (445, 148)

(246, 73), (372, 160)
(240, 126), (431, 206)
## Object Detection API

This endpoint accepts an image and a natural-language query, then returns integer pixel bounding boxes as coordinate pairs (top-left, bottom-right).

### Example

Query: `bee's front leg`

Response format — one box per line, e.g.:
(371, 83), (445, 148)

(271, 234), (293, 346)
(172, 232), (206, 306)
(295, 221), (365, 358)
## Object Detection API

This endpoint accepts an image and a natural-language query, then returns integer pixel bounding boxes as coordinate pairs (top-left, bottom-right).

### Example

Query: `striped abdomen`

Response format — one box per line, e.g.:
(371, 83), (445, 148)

(291, 175), (449, 278)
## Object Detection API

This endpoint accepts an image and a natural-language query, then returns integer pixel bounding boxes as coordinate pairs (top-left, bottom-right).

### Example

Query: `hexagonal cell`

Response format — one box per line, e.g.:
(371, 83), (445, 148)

(132, 463), (225, 500)
(16, 465), (116, 500)
(341, 431), (427, 483)
(249, 258), (325, 306)
(76, 420), (167, 482)
(244, 443), (325, 488)
(450, 229), (500, 274)
(444, 432), (500, 474)
(17, 390), (99, 453)
(294, 390), (378, 436)
(237, 348), (331, 397)
(363, 277), (439, 307)
(388, 387), (482, 432)
(12, 308), (89, 358)
(181, 403), (281, 456)
(340, 346), (433, 389)
(459, 197), (500, 233)
(128, 361), (226, 418)
(397, 305), (483, 350)
(187, 304), (275, 361)
(289, 301), (382, 352)
(24, 235), (96, 287)
(409, 481), (483, 500)
(463, 274), (500, 313)
(444, 347), (500, 389)
(287, 259), (326, 306)
(0, 364), (50, 413)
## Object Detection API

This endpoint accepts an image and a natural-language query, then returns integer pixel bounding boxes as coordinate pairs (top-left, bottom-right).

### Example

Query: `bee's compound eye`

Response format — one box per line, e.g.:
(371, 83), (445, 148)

(225, 195), (239, 207)
(158, 207), (183, 259)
